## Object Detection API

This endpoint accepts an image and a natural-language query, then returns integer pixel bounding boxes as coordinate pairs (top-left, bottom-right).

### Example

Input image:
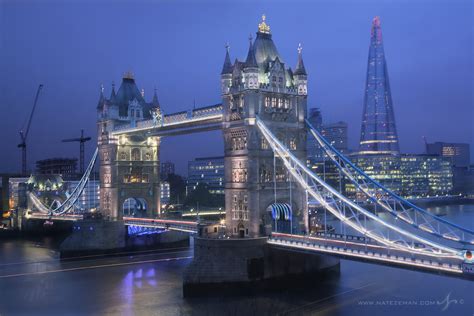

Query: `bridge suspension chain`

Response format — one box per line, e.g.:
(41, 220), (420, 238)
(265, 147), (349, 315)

(306, 119), (474, 246)
(256, 117), (466, 260)
(28, 148), (98, 216)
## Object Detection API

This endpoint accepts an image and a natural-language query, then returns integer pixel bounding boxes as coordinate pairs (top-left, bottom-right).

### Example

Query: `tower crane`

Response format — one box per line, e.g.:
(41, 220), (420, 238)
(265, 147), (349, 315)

(18, 84), (43, 175)
(62, 129), (91, 174)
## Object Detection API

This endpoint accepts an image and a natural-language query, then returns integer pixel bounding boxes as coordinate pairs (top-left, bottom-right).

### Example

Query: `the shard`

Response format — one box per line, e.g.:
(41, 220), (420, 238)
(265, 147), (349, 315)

(359, 16), (400, 155)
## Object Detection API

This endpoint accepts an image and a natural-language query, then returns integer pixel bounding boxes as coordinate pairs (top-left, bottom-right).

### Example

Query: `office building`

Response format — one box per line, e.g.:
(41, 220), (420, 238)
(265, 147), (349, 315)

(321, 121), (348, 154)
(400, 155), (453, 197)
(160, 161), (175, 180)
(160, 181), (170, 205)
(35, 158), (78, 180)
(187, 156), (224, 196)
(358, 16), (399, 155)
(426, 142), (470, 168)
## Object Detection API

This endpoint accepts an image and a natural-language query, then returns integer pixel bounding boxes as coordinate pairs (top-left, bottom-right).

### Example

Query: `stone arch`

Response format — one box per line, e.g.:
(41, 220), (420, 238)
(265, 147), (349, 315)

(122, 197), (148, 217)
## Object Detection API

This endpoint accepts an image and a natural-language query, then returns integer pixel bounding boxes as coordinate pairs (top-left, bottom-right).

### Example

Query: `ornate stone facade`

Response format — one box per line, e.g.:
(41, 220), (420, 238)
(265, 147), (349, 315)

(221, 16), (308, 237)
(97, 74), (161, 219)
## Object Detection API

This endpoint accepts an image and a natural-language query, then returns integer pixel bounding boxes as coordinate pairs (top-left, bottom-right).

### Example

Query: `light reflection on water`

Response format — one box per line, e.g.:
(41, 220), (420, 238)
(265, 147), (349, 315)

(0, 204), (472, 316)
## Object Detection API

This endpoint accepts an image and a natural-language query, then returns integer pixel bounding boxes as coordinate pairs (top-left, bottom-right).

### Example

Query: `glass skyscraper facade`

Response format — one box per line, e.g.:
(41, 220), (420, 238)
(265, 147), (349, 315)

(345, 154), (453, 199)
(187, 156), (224, 196)
(359, 16), (399, 155)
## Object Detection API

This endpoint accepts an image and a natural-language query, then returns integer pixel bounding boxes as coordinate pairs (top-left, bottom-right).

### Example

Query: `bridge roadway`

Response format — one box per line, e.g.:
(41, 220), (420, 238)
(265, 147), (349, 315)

(269, 232), (474, 278)
(26, 214), (474, 278)
(123, 217), (198, 234)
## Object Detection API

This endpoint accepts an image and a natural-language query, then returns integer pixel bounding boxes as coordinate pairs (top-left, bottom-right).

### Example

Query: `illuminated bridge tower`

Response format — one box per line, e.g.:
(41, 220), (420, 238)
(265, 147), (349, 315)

(96, 73), (161, 219)
(221, 15), (308, 237)
(359, 16), (399, 155)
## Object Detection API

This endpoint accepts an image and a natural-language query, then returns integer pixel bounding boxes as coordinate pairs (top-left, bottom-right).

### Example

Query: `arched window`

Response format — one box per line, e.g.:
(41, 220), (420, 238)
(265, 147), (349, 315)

(131, 148), (140, 161)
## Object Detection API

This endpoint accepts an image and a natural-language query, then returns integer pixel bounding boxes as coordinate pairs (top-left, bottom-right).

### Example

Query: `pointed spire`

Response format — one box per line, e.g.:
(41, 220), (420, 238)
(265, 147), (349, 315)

(371, 16), (383, 44)
(244, 34), (258, 68)
(221, 43), (233, 75)
(358, 16), (399, 155)
(294, 43), (307, 76)
(151, 86), (160, 107)
(97, 83), (105, 108)
(109, 81), (116, 103)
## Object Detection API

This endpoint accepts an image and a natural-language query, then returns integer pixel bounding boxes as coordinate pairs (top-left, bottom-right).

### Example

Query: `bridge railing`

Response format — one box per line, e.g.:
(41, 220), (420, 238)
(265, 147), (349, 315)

(123, 217), (198, 234)
(268, 233), (464, 274)
(112, 104), (223, 133)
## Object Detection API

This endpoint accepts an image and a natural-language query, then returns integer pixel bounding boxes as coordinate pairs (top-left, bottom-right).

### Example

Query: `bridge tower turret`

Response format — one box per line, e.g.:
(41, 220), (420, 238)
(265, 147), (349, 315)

(222, 15), (308, 238)
(97, 73), (161, 220)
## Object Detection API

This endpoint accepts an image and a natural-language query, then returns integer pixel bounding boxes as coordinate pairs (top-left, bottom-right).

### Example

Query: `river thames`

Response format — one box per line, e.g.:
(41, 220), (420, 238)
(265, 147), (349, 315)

(0, 204), (473, 316)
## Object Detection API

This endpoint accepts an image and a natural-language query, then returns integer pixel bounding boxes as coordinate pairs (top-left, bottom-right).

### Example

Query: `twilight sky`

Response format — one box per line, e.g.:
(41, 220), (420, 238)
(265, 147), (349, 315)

(0, 0), (472, 175)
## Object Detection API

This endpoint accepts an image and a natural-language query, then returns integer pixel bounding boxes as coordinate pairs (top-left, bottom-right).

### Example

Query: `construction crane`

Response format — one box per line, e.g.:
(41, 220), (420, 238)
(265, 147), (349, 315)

(18, 84), (43, 175)
(62, 129), (91, 174)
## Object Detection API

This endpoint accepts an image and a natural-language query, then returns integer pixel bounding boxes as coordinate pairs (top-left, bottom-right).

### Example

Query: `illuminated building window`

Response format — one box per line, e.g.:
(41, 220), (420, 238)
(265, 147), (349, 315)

(265, 97), (270, 108)
(289, 138), (297, 150)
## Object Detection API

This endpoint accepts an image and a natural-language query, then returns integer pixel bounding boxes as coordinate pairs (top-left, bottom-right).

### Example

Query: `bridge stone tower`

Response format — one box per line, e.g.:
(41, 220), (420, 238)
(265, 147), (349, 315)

(221, 16), (308, 237)
(97, 73), (161, 219)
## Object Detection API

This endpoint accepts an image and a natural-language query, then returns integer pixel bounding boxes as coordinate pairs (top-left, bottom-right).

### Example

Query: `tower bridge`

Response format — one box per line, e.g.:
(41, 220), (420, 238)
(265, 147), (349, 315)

(26, 15), (474, 281)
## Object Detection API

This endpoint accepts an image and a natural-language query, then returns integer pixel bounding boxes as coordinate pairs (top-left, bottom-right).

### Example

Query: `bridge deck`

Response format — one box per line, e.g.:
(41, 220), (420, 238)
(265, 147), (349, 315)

(111, 105), (223, 136)
(269, 233), (474, 279)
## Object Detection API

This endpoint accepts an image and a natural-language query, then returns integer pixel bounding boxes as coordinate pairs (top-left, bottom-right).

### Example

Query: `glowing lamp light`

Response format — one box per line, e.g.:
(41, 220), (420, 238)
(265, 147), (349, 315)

(463, 250), (474, 263)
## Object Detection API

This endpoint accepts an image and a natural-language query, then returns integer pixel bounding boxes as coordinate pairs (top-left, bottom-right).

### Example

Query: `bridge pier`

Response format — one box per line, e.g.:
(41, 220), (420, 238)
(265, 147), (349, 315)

(183, 237), (340, 297)
(60, 219), (126, 257)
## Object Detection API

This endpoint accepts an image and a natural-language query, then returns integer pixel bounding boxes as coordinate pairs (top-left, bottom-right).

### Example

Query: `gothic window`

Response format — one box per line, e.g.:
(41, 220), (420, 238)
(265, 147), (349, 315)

(136, 110), (140, 118)
(284, 99), (290, 109)
(275, 167), (287, 182)
(120, 152), (126, 160)
(271, 98), (277, 108)
(239, 97), (244, 108)
(232, 162), (247, 183)
(104, 173), (111, 184)
(123, 175), (129, 183)
(145, 152), (151, 160)
(261, 137), (269, 150)
(231, 136), (247, 151)
(278, 98), (283, 108)
(131, 148), (140, 161)
(131, 109), (135, 117)
(103, 151), (110, 162)
(290, 138), (297, 150)
(265, 97), (270, 108)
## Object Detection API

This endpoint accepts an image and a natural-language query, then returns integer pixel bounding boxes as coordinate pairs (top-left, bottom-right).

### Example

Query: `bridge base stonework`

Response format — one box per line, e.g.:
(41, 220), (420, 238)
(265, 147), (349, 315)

(183, 237), (340, 297)
(60, 219), (126, 257)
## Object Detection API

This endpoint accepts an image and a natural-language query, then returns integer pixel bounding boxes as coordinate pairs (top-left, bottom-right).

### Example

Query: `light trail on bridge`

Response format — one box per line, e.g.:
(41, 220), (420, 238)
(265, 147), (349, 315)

(0, 250), (193, 280)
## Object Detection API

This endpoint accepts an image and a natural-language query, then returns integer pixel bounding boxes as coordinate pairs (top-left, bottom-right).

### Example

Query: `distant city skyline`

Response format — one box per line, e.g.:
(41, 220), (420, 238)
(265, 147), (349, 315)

(0, 0), (472, 175)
